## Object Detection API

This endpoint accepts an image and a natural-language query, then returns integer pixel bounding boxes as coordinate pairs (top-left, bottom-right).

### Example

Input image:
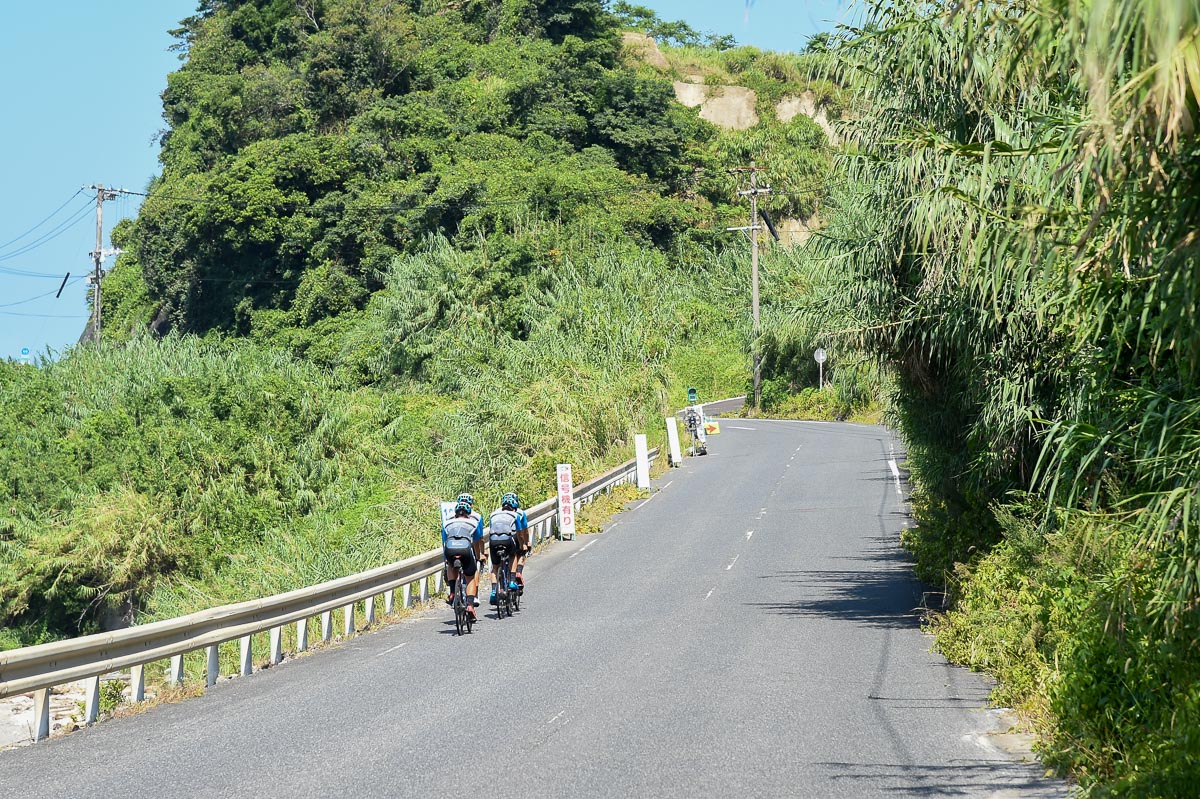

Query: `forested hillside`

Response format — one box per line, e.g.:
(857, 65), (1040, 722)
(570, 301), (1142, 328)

(1, 2), (836, 649)
(780, 1), (1200, 795)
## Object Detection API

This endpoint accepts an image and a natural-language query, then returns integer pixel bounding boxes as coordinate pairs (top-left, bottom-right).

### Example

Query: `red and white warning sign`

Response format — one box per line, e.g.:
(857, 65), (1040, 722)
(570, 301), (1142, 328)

(556, 463), (576, 540)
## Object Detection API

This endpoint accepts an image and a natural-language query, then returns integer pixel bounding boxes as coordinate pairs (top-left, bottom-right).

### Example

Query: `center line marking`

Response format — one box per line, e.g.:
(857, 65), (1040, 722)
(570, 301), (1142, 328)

(746, 531), (754, 540)
(705, 587), (716, 600)
(374, 642), (409, 657)
(726, 554), (739, 570)
(548, 711), (565, 724)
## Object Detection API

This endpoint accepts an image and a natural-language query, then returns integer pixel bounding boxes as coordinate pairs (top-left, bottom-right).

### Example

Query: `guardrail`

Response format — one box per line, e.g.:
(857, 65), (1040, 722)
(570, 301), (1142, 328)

(1, 448), (658, 741)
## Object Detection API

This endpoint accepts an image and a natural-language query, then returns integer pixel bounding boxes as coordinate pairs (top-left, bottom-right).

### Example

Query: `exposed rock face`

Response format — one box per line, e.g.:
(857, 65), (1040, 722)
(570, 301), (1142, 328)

(777, 91), (839, 144)
(671, 83), (760, 130)
(621, 32), (670, 70)
(778, 214), (824, 247)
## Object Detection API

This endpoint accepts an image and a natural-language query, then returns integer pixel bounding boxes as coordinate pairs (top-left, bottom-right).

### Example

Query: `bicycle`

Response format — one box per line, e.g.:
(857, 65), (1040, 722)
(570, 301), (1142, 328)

(493, 545), (519, 618)
(449, 556), (475, 636)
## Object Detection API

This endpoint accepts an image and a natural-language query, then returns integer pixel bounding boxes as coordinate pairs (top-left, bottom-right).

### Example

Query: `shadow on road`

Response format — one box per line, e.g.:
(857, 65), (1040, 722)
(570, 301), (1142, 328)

(814, 760), (1065, 797)
(749, 545), (926, 630)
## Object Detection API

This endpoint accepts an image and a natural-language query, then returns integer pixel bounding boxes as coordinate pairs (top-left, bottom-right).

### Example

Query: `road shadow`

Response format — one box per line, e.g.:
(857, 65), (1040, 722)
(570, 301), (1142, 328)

(813, 759), (1067, 798)
(749, 544), (927, 630)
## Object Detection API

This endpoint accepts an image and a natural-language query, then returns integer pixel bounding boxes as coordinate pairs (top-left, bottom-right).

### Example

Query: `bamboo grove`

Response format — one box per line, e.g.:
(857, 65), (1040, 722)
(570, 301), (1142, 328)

(790, 1), (1199, 793)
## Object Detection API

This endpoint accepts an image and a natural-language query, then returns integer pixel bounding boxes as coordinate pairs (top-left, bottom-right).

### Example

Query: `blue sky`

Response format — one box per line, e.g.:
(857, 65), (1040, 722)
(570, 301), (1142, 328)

(0, 1), (847, 360)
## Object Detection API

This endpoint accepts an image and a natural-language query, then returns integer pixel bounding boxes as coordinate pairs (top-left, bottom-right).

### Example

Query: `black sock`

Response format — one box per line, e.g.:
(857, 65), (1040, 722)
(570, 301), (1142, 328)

(490, 581), (498, 594)
(467, 593), (476, 607)
(516, 565), (524, 575)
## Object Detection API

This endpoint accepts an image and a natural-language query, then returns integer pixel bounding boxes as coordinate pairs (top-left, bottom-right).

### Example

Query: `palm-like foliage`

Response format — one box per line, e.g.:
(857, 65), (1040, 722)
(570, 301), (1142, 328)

(786, 1), (1200, 791)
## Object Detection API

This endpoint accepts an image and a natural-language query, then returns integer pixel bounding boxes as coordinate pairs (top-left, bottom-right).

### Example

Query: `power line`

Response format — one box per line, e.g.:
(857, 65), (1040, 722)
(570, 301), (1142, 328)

(0, 203), (95, 263)
(0, 277), (85, 309)
(0, 189), (85, 251)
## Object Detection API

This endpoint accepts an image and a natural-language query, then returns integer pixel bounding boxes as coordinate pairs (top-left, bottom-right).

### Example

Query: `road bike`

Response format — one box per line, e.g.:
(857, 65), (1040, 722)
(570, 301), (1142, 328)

(449, 556), (475, 636)
(493, 545), (518, 618)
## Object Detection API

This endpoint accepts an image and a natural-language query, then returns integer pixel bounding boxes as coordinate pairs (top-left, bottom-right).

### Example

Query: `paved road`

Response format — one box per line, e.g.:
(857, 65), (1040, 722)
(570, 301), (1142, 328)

(2, 422), (1065, 798)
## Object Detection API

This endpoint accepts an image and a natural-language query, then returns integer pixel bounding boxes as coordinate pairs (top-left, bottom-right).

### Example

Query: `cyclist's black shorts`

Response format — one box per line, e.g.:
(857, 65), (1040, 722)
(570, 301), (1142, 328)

(443, 541), (477, 577)
(489, 537), (516, 566)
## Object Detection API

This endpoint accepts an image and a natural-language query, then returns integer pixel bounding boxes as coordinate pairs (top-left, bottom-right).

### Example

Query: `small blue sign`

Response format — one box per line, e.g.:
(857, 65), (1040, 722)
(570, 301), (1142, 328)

(20, 347), (30, 356)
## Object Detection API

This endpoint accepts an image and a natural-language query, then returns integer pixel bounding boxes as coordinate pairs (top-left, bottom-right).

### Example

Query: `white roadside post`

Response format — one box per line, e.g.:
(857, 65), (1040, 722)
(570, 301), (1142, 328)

(635, 434), (651, 490)
(401, 583), (412, 609)
(557, 464), (576, 541)
(365, 595), (376, 626)
(296, 617), (309, 652)
(665, 417), (683, 466)
(343, 603), (355, 637)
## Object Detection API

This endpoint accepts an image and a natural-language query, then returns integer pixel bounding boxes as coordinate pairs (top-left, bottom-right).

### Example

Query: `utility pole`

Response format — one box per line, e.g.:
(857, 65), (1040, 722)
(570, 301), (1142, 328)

(86, 184), (120, 341)
(727, 163), (772, 409)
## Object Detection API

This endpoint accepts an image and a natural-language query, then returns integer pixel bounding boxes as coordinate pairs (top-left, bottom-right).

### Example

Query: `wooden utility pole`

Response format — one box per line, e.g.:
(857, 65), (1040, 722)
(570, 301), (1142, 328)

(86, 184), (119, 341)
(728, 163), (771, 409)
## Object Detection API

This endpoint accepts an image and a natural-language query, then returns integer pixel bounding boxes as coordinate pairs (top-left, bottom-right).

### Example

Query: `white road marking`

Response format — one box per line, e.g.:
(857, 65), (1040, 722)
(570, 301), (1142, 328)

(729, 425), (757, 431)
(580, 540), (596, 553)
(548, 711), (565, 724)
(705, 587), (716, 600)
(637, 480), (672, 509)
(607, 521), (621, 532)
(373, 642), (409, 657)
(888, 459), (902, 495)
(726, 554), (739, 570)
(746, 531), (754, 540)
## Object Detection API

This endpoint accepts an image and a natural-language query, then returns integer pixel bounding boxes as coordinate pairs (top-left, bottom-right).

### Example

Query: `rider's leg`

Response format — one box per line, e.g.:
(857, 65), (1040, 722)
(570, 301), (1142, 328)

(464, 548), (480, 612)
(514, 531), (529, 590)
(445, 561), (460, 604)
(489, 545), (502, 603)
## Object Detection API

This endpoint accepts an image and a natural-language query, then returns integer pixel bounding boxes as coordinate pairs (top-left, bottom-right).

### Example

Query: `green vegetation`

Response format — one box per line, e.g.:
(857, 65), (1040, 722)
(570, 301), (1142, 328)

(2, 2), (835, 648)
(773, 1), (1200, 794)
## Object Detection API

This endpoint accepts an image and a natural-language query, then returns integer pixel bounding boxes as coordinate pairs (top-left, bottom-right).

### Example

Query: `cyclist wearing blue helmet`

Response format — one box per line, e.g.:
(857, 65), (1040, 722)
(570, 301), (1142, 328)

(443, 498), (484, 619)
(488, 491), (529, 604)
(457, 492), (483, 535)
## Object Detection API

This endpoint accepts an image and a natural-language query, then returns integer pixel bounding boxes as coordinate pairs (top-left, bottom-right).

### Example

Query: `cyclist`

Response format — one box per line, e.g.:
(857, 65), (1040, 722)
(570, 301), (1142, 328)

(457, 492), (483, 536)
(488, 492), (528, 605)
(489, 491), (528, 597)
(443, 499), (484, 621)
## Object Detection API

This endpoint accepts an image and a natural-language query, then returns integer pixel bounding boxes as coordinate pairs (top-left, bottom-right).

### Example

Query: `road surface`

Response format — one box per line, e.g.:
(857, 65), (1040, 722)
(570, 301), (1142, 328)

(1, 421), (1065, 798)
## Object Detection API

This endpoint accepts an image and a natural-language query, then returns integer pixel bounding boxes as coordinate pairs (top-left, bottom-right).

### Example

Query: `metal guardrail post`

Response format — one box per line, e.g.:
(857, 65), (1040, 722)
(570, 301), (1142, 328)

(83, 676), (99, 724)
(296, 618), (308, 652)
(240, 636), (253, 676)
(206, 644), (220, 686)
(33, 687), (50, 741)
(269, 627), (282, 665)
(321, 611), (333, 642)
(131, 664), (145, 702)
(401, 583), (412, 609)
(342, 604), (355, 637)
(365, 596), (376, 627)
(168, 654), (184, 686)
(384, 589), (395, 615)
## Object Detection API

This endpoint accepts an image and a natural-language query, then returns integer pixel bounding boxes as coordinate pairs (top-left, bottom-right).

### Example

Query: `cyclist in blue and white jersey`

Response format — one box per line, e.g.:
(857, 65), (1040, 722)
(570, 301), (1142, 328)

(488, 492), (529, 604)
(443, 499), (484, 620)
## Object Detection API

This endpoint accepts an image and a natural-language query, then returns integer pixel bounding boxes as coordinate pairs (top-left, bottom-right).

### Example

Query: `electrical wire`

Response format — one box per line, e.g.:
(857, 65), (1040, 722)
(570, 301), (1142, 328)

(0, 203), (95, 263)
(0, 277), (86, 308)
(0, 189), (85, 251)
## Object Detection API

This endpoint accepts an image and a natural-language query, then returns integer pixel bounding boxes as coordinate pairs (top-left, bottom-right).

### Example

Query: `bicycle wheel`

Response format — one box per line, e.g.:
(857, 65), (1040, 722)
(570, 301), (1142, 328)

(453, 574), (466, 636)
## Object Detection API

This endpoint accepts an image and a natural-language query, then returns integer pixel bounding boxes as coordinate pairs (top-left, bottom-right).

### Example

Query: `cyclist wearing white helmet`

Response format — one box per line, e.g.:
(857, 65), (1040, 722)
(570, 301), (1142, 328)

(443, 498), (484, 620)
(488, 491), (529, 605)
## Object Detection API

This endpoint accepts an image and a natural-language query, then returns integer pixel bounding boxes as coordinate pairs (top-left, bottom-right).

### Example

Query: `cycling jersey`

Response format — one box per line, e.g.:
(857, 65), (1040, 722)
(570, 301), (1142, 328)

(443, 514), (484, 545)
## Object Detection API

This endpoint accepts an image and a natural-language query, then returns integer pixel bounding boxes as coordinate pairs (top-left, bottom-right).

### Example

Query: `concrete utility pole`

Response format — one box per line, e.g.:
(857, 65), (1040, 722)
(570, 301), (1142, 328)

(727, 163), (772, 409)
(86, 184), (120, 341)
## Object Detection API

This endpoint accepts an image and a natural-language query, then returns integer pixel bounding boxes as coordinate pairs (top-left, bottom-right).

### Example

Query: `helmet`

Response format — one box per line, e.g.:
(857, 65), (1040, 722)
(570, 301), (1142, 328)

(501, 492), (520, 510)
(456, 493), (474, 510)
(454, 499), (472, 516)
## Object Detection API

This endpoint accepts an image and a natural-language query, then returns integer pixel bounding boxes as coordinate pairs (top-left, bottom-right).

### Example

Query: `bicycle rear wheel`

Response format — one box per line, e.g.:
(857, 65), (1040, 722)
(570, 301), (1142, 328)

(453, 574), (466, 636)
